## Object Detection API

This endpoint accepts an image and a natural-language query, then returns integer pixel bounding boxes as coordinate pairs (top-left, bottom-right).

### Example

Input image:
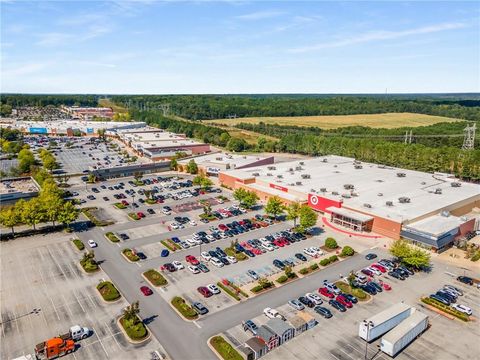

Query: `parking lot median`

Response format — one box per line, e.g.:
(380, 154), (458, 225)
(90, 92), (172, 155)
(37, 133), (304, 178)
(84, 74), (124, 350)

(105, 232), (120, 243)
(335, 281), (370, 301)
(171, 296), (198, 320)
(122, 248), (140, 262)
(97, 281), (121, 302)
(208, 335), (243, 360)
(143, 269), (168, 286)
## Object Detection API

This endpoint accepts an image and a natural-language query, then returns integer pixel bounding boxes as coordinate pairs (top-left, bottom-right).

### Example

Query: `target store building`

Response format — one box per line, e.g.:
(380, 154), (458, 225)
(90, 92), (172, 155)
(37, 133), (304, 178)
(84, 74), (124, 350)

(219, 156), (480, 247)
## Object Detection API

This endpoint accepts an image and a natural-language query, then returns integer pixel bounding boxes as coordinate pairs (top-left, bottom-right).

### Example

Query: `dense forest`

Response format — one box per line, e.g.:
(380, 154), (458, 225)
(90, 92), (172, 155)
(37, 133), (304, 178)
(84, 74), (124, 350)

(110, 94), (480, 121)
(234, 121), (479, 148)
(1, 94), (98, 107)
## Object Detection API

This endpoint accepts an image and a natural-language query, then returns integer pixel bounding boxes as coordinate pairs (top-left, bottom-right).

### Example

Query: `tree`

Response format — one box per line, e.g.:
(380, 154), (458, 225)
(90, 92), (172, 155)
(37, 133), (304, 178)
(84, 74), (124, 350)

(97, 129), (107, 142)
(58, 174), (71, 188)
(0, 207), (20, 236)
(284, 265), (294, 278)
(203, 202), (212, 216)
(325, 237), (338, 249)
(186, 160), (198, 174)
(133, 172), (143, 182)
(170, 158), (178, 171)
(17, 148), (35, 173)
(340, 246), (355, 257)
(123, 301), (140, 322)
(390, 239), (431, 269)
(389, 239), (411, 259)
(42, 155), (58, 171)
(58, 201), (79, 229)
(286, 202), (301, 226)
(87, 173), (97, 183)
(233, 188), (259, 209)
(226, 138), (248, 152)
(264, 196), (285, 219)
(21, 198), (44, 230)
(144, 189), (153, 199)
(298, 205), (318, 232)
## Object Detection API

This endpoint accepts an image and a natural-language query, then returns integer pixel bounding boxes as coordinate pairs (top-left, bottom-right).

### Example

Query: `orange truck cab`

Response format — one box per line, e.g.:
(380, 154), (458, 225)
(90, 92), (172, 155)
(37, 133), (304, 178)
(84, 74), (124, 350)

(35, 337), (75, 359)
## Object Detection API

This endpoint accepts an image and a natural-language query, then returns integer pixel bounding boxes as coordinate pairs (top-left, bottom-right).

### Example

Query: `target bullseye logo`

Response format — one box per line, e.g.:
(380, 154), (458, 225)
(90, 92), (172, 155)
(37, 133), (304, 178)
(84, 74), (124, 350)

(310, 195), (319, 206)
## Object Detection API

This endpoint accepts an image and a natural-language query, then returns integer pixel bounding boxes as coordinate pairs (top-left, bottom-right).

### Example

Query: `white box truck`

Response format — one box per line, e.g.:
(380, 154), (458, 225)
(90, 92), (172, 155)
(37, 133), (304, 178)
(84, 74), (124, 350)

(380, 310), (429, 357)
(359, 303), (412, 342)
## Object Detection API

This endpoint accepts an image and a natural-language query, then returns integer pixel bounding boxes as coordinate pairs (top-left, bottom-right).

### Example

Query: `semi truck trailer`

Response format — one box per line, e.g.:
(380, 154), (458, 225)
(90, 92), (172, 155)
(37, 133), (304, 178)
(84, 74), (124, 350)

(359, 303), (413, 342)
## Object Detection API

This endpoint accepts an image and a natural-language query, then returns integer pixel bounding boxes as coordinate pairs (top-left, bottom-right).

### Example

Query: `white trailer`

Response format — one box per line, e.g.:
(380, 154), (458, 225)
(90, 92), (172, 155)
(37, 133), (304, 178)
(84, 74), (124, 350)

(359, 303), (412, 342)
(380, 310), (429, 357)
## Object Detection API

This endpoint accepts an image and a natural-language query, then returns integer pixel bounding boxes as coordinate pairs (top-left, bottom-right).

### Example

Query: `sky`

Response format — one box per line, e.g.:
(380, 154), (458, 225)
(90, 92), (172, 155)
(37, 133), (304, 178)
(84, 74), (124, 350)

(1, 0), (479, 94)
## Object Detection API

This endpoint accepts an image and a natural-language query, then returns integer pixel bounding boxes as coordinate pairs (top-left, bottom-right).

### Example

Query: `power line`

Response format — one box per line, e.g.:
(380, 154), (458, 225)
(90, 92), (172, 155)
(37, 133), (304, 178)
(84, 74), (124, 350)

(462, 123), (476, 150)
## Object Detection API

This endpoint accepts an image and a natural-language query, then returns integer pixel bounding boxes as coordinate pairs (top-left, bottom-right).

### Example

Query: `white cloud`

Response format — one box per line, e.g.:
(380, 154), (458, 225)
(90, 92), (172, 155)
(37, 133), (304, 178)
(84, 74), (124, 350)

(236, 10), (285, 21)
(2, 62), (51, 77)
(289, 22), (467, 53)
(36, 33), (73, 47)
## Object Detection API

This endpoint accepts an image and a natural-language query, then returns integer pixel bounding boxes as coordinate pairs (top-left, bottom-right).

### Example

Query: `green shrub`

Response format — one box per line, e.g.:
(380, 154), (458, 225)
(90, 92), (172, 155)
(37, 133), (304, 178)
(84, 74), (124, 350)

(97, 281), (121, 301)
(340, 246), (355, 257)
(276, 275), (288, 283)
(325, 237), (338, 249)
(145, 199), (157, 205)
(114, 203), (127, 209)
(299, 267), (309, 275)
(210, 336), (243, 360)
(216, 282), (241, 301)
(80, 257), (98, 272)
(229, 282), (249, 298)
(320, 258), (331, 266)
(329, 255), (339, 262)
(72, 239), (85, 250)
(120, 317), (147, 340)
(143, 269), (168, 286)
(128, 213), (140, 220)
(310, 263), (319, 271)
(471, 251), (480, 262)
(251, 285), (264, 293)
(171, 296), (198, 320)
(122, 249), (140, 262)
(225, 247), (247, 261)
(105, 232), (120, 243)
(161, 240), (178, 252)
(336, 281), (369, 301)
(421, 297), (469, 321)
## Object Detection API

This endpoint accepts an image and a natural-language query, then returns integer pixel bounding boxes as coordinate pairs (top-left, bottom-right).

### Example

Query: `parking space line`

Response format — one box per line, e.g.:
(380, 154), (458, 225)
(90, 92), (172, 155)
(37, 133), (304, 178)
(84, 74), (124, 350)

(105, 321), (122, 351)
(91, 326), (109, 358)
(192, 321), (202, 329)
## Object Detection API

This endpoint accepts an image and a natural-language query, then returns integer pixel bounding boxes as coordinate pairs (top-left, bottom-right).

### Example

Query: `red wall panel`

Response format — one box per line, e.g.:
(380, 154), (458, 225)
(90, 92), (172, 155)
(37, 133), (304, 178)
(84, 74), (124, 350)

(308, 194), (342, 212)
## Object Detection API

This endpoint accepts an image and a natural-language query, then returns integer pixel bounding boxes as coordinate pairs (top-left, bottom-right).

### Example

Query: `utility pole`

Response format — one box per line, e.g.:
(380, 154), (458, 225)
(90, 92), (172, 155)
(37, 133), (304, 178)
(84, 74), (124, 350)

(404, 131), (413, 144)
(462, 123), (476, 150)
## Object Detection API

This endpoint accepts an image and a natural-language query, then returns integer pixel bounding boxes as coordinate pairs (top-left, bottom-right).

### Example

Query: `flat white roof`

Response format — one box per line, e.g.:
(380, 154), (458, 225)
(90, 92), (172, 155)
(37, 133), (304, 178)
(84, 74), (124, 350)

(366, 303), (412, 326)
(403, 214), (469, 237)
(221, 155), (480, 222)
(2, 120), (145, 131)
(178, 152), (269, 168)
(381, 310), (428, 344)
(326, 206), (373, 222)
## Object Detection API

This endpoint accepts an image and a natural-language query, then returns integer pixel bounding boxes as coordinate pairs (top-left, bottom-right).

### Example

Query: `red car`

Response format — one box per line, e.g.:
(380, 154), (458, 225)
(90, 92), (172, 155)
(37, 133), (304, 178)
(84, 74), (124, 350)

(378, 280), (392, 291)
(336, 294), (353, 308)
(121, 200), (129, 205)
(318, 287), (334, 298)
(252, 248), (262, 255)
(140, 286), (153, 296)
(186, 255), (199, 265)
(156, 199), (164, 203)
(361, 268), (375, 277)
(273, 239), (285, 247)
(371, 263), (387, 273)
(197, 286), (213, 298)
(137, 212), (145, 218)
(218, 224), (228, 231)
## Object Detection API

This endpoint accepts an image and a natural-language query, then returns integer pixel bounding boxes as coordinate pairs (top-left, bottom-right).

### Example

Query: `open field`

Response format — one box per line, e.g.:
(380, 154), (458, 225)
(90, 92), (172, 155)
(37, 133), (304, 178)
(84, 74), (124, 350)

(98, 98), (128, 114)
(206, 112), (462, 129)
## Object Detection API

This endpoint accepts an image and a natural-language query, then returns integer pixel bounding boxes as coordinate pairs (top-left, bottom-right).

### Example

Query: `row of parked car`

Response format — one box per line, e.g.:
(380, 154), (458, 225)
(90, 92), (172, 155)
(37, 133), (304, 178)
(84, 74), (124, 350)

(429, 284), (473, 315)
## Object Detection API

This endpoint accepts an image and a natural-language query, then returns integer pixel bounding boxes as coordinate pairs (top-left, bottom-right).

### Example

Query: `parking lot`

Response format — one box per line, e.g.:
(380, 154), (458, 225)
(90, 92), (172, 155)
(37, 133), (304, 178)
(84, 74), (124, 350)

(221, 257), (480, 360)
(0, 234), (164, 360)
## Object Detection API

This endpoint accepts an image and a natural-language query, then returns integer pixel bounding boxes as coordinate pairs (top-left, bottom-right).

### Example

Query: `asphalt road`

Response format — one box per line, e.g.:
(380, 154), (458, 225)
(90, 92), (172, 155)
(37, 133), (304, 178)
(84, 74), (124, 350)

(77, 222), (381, 360)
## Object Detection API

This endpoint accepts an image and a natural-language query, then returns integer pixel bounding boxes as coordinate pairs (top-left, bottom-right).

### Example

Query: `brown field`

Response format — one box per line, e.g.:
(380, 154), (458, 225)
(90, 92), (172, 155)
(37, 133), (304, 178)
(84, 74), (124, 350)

(98, 98), (128, 113)
(206, 112), (461, 129)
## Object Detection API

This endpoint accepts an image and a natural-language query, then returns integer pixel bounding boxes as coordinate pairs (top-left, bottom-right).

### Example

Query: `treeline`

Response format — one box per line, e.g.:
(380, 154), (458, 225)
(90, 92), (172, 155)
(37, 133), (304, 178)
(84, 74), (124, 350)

(112, 95), (480, 121)
(235, 121), (479, 148)
(1, 94), (98, 107)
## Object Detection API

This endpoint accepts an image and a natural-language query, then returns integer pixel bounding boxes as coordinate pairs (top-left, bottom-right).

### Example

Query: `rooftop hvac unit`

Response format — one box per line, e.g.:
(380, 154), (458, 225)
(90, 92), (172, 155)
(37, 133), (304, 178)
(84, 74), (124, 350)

(299, 161), (305, 165)
(421, 181), (426, 185)
(295, 166), (302, 171)
(378, 193), (383, 196)
(277, 174), (283, 179)
(288, 183), (295, 186)
(288, 168), (294, 172)
(434, 188), (442, 194)
(378, 165), (386, 169)
(386, 201), (394, 207)
(364, 203), (372, 208)
(398, 197), (411, 203)
(376, 179), (384, 183)
(301, 174), (311, 179)
(334, 165), (338, 168)
(354, 165), (363, 169)
(295, 181), (302, 185)
(320, 188), (327, 193)
(332, 191), (339, 195)
(311, 189), (316, 193)
(342, 193), (351, 198)
(451, 182), (462, 187)
(351, 192), (359, 197)
(344, 184), (354, 190)
(441, 211), (450, 217)
(397, 172), (406, 177)
(322, 158), (328, 162)
(267, 173), (273, 176)
(215, 157), (223, 161)
(461, 216), (468, 221)
(267, 166), (276, 170)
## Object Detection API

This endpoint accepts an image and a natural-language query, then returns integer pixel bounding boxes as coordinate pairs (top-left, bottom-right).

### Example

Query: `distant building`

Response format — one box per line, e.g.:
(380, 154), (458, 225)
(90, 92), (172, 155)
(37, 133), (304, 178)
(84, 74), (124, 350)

(255, 326), (279, 351)
(265, 318), (295, 345)
(0, 177), (40, 204)
(244, 337), (268, 359)
(62, 106), (114, 120)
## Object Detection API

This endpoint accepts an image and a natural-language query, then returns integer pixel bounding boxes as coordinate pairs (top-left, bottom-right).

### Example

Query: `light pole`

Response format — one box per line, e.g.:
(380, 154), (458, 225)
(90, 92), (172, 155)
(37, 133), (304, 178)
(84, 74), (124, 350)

(363, 320), (374, 360)
(131, 194), (136, 209)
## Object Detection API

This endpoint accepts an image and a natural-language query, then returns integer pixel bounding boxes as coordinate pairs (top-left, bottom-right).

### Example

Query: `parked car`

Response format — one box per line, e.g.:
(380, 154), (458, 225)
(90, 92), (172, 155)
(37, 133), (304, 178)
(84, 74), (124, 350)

(188, 265), (200, 274)
(305, 292), (323, 305)
(201, 251), (212, 261)
(336, 294), (353, 308)
(452, 304), (472, 316)
(172, 261), (184, 270)
(288, 299), (305, 311)
(365, 253), (377, 260)
(324, 281), (341, 295)
(185, 255), (200, 265)
(273, 259), (286, 270)
(388, 270), (405, 280)
(210, 258), (224, 267)
(342, 293), (358, 304)
(430, 294), (450, 306)
(87, 239), (97, 248)
(443, 285), (463, 296)
(263, 307), (285, 320)
(206, 284), (221, 295)
(295, 253), (307, 262)
(457, 276), (474, 285)
(318, 287), (335, 298)
(247, 270), (259, 280)
(161, 249), (169, 257)
(329, 299), (347, 312)
(242, 320), (258, 334)
(361, 268), (374, 277)
(298, 296), (315, 308)
(140, 286), (153, 296)
(367, 281), (383, 293)
(197, 286), (213, 298)
(314, 306), (333, 318)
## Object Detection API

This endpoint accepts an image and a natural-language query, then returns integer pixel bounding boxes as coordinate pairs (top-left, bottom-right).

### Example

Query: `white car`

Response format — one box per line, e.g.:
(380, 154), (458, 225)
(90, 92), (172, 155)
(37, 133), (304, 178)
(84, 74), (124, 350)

(172, 261), (184, 270)
(262, 243), (274, 251)
(88, 239), (97, 248)
(367, 267), (382, 276)
(207, 284), (221, 294)
(186, 238), (197, 246)
(324, 281), (341, 294)
(226, 256), (237, 264)
(162, 209), (171, 215)
(201, 251), (212, 261)
(210, 258), (224, 267)
(171, 222), (180, 229)
(194, 238), (203, 245)
(188, 265), (200, 274)
(303, 247), (317, 257)
(305, 292), (323, 305)
(310, 247), (324, 256)
(206, 234), (214, 241)
(263, 307), (285, 320)
(452, 304), (472, 315)
(189, 220), (197, 226)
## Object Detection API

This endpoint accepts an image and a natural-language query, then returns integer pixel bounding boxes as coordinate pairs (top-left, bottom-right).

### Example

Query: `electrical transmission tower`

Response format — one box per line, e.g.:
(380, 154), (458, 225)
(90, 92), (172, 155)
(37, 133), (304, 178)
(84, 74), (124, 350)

(404, 130), (413, 144)
(158, 104), (170, 116)
(462, 123), (476, 150)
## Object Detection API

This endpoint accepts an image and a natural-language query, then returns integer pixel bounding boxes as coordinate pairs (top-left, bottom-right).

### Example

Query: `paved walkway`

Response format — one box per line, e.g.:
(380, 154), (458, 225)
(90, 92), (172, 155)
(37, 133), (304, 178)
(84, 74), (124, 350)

(321, 217), (383, 239)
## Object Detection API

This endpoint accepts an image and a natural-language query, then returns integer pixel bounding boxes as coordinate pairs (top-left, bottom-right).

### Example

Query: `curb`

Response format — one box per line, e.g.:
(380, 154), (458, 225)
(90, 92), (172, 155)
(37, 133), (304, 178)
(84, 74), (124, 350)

(207, 336), (224, 360)
(96, 282), (123, 304)
(116, 316), (151, 344)
(168, 299), (198, 322)
(141, 272), (168, 288)
(121, 251), (140, 264)
(104, 233), (120, 243)
(77, 261), (100, 275)
(70, 240), (85, 253)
